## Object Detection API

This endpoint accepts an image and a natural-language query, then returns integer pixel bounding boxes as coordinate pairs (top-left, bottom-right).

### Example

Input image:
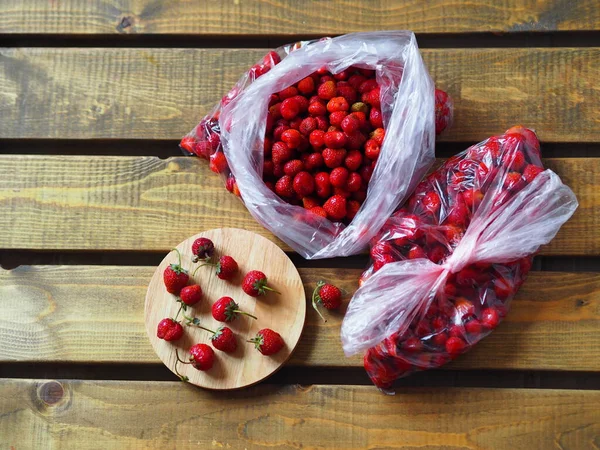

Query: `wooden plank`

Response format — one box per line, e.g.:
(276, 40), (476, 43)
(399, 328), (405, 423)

(1, 266), (599, 371)
(0, 47), (599, 142)
(1, 379), (599, 449)
(1, 0), (599, 34)
(0, 155), (593, 255)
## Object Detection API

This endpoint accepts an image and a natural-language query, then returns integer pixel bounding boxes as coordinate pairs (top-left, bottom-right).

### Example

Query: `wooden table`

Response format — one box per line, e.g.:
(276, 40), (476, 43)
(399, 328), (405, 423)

(1, 1), (599, 448)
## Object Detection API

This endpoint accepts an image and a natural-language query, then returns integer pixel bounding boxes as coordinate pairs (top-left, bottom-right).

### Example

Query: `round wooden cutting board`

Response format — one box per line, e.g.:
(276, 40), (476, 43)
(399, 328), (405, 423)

(144, 228), (306, 390)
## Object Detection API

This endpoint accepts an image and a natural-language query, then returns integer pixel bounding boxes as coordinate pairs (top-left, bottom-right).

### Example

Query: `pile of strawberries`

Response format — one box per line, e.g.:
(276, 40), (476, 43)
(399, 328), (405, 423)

(180, 49), (452, 225)
(157, 237), (284, 378)
(360, 126), (543, 388)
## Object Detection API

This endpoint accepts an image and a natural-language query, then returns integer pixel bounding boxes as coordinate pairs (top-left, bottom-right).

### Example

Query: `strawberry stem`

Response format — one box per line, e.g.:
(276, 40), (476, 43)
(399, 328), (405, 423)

(192, 262), (216, 277)
(174, 304), (183, 321)
(235, 309), (257, 320)
(312, 282), (327, 323)
(174, 350), (190, 382)
(182, 313), (215, 334)
(263, 285), (281, 295)
(172, 248), (183, 268)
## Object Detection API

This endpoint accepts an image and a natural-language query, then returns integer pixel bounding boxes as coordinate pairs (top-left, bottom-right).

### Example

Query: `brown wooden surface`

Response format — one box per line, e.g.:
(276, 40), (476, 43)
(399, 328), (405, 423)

(0, 155), (593, 255)
(1, 47), (599, 142)
(1, 266), (598, 371)
(1, 379), (598, 449)
(144, 228), (306, 389)
(1, 0), (599, 35)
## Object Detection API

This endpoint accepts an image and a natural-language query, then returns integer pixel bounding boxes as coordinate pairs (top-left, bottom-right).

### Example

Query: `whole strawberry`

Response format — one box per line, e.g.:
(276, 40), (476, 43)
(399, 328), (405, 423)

(180, 284), (202, 306)
(312, 281), (342, 322)
(212, 296), (257, 322)
(191, 237), (215, 263)
(216, 255), (238, 280)
(164, 249), (189, 294)
(156, 318), (184, 341)
(242, 270), (281, 297)
(248, 328), (285, 355)
(177, 344), (215, 372)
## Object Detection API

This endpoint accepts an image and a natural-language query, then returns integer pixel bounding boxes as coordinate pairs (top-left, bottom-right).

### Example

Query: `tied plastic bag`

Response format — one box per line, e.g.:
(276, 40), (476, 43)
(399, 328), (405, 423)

(341, 126), (578, 390)
(180, 31), (443, 259)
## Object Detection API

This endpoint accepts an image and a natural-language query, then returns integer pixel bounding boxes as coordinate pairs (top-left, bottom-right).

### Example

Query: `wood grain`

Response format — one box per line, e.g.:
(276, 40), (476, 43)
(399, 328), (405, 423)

(0, 155), (592, 255)
(1, 379), (599, 449)
(1, 0), (599, 34)
(1, 47), (599, 142)
(1, 265), (599, 371)
(144, 229), (306, 389)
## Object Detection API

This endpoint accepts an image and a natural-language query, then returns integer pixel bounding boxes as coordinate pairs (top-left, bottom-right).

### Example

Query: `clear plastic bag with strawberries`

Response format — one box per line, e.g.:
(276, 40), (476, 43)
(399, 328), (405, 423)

(340, 126), (578, 390)
(180, 31), (453, 259)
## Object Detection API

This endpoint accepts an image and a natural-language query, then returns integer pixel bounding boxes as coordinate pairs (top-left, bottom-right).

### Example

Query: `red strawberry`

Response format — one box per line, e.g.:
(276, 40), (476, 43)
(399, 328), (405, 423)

(180, 284), (202, 306)
(271, 141), (294, 164)
(299, 117), (317, 136)
(346, 199), (361, 220)
(216, 255), (238, 280)
(293, 171), (315, 197)
(188, 344), (215, 371)
(481, 307), (500, 329)
(302, 196), (320, 209)
(329, 110), (347, 128)
(369, 107), (383, 129)
(422, 191), (441, 214)
(275, 175), (294, 198)
(346, 172), (362, 192)
(359, 163), (374, 182)
(281, 129), (302, 149)
(312, 281), (342, 322)
(323, 131), (347, 149)
(364, 139), (380, 160)
(327, 97), (349, 112)
(329, 167), (349, 188)
(248, 328), (285, 355)
(212, 296), (257, 322)
(191, 237), (214, 262)
(341, 114), (361, 134)
(358, 79), (378, 94)
(242, 270), (281, 297)
(304, 152), (324, 171)
(315, 172), (332, 198)
(345, 150), (363, 171)
(209, 152), (228, 173)
(192, 323), (237, 353)
(157, 318), (183, 341)
(164, 249), (189, 295)
(180, 136), (196, 153)
(283, 159), (304, 177)
(523, 164), (544, 183)
(308, 101), (327, 116)
(280, 97), (300, 120)
(317, 81), (337, 100)
(309, 130), (326, 148)
(322, 148), (347, 168)
(297, 76), (315, 94)
(445, 336), (467, 357)
(323, 195), (347, 221)
(278, 86), (298, 99)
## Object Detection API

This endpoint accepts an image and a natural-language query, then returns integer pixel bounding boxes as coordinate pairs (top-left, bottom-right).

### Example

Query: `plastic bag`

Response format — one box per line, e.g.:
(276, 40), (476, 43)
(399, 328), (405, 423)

(180, 31), (441, 259)
(340, 126), (578, 389)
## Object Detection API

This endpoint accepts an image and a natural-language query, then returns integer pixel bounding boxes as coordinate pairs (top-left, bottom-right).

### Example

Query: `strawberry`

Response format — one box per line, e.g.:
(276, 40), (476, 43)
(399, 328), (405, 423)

(346, 199), (361, 220)
(523, 164), (544, 183)
(364, 139), (380, 160)
(293, 171), (315, 197)
(323, 131), (347, 149)
(275, 175), (294, 198)
(312, 280), (342, 322)
(322, 148), (347, 168)
(212, 296), (257, 322)
(304, 152), (324, 171)
(281, 129), (302, 149)
(369, 107), (383, 128)
(283, 159), (304, 177)
(191, 237), (214, 262)
(310, 206), (328, 217)
(190, 321), (237, 353)
(344, 150), (363, 171)
(341, 114), (360, 134)
(302, 196), (320, 209)
(329, 167), (349, 188)
(280, 97), (300, 120)
(278, 86), (298, 100)
(445, 336), (467, 357)
(346, 172), (362, 192)
(209, 152), (228, 174)
(323, 195), (347, 221)
(481, 307), (500, 329)
(248, 328), (285, 355)
(314, 172), (332, 198)
(164, 249), (189, 294)
(350, 101), (369, 113)
(317, 81), (337, 100)
(271, 141), (294, 165)
(188, 344), (215, 371)
(216, 255), (238, 280)
(297, 76), (315, 95)
(180, 284), (202, 306)
(180, 136), (196, 153)
(156, 318), (184, 341)
(329, 110), (347, 128)
(308, 101), (327, 116)
(299, 117), (317, 136)
(242, 270), (281, 297)
(327, 97), (349, 113)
